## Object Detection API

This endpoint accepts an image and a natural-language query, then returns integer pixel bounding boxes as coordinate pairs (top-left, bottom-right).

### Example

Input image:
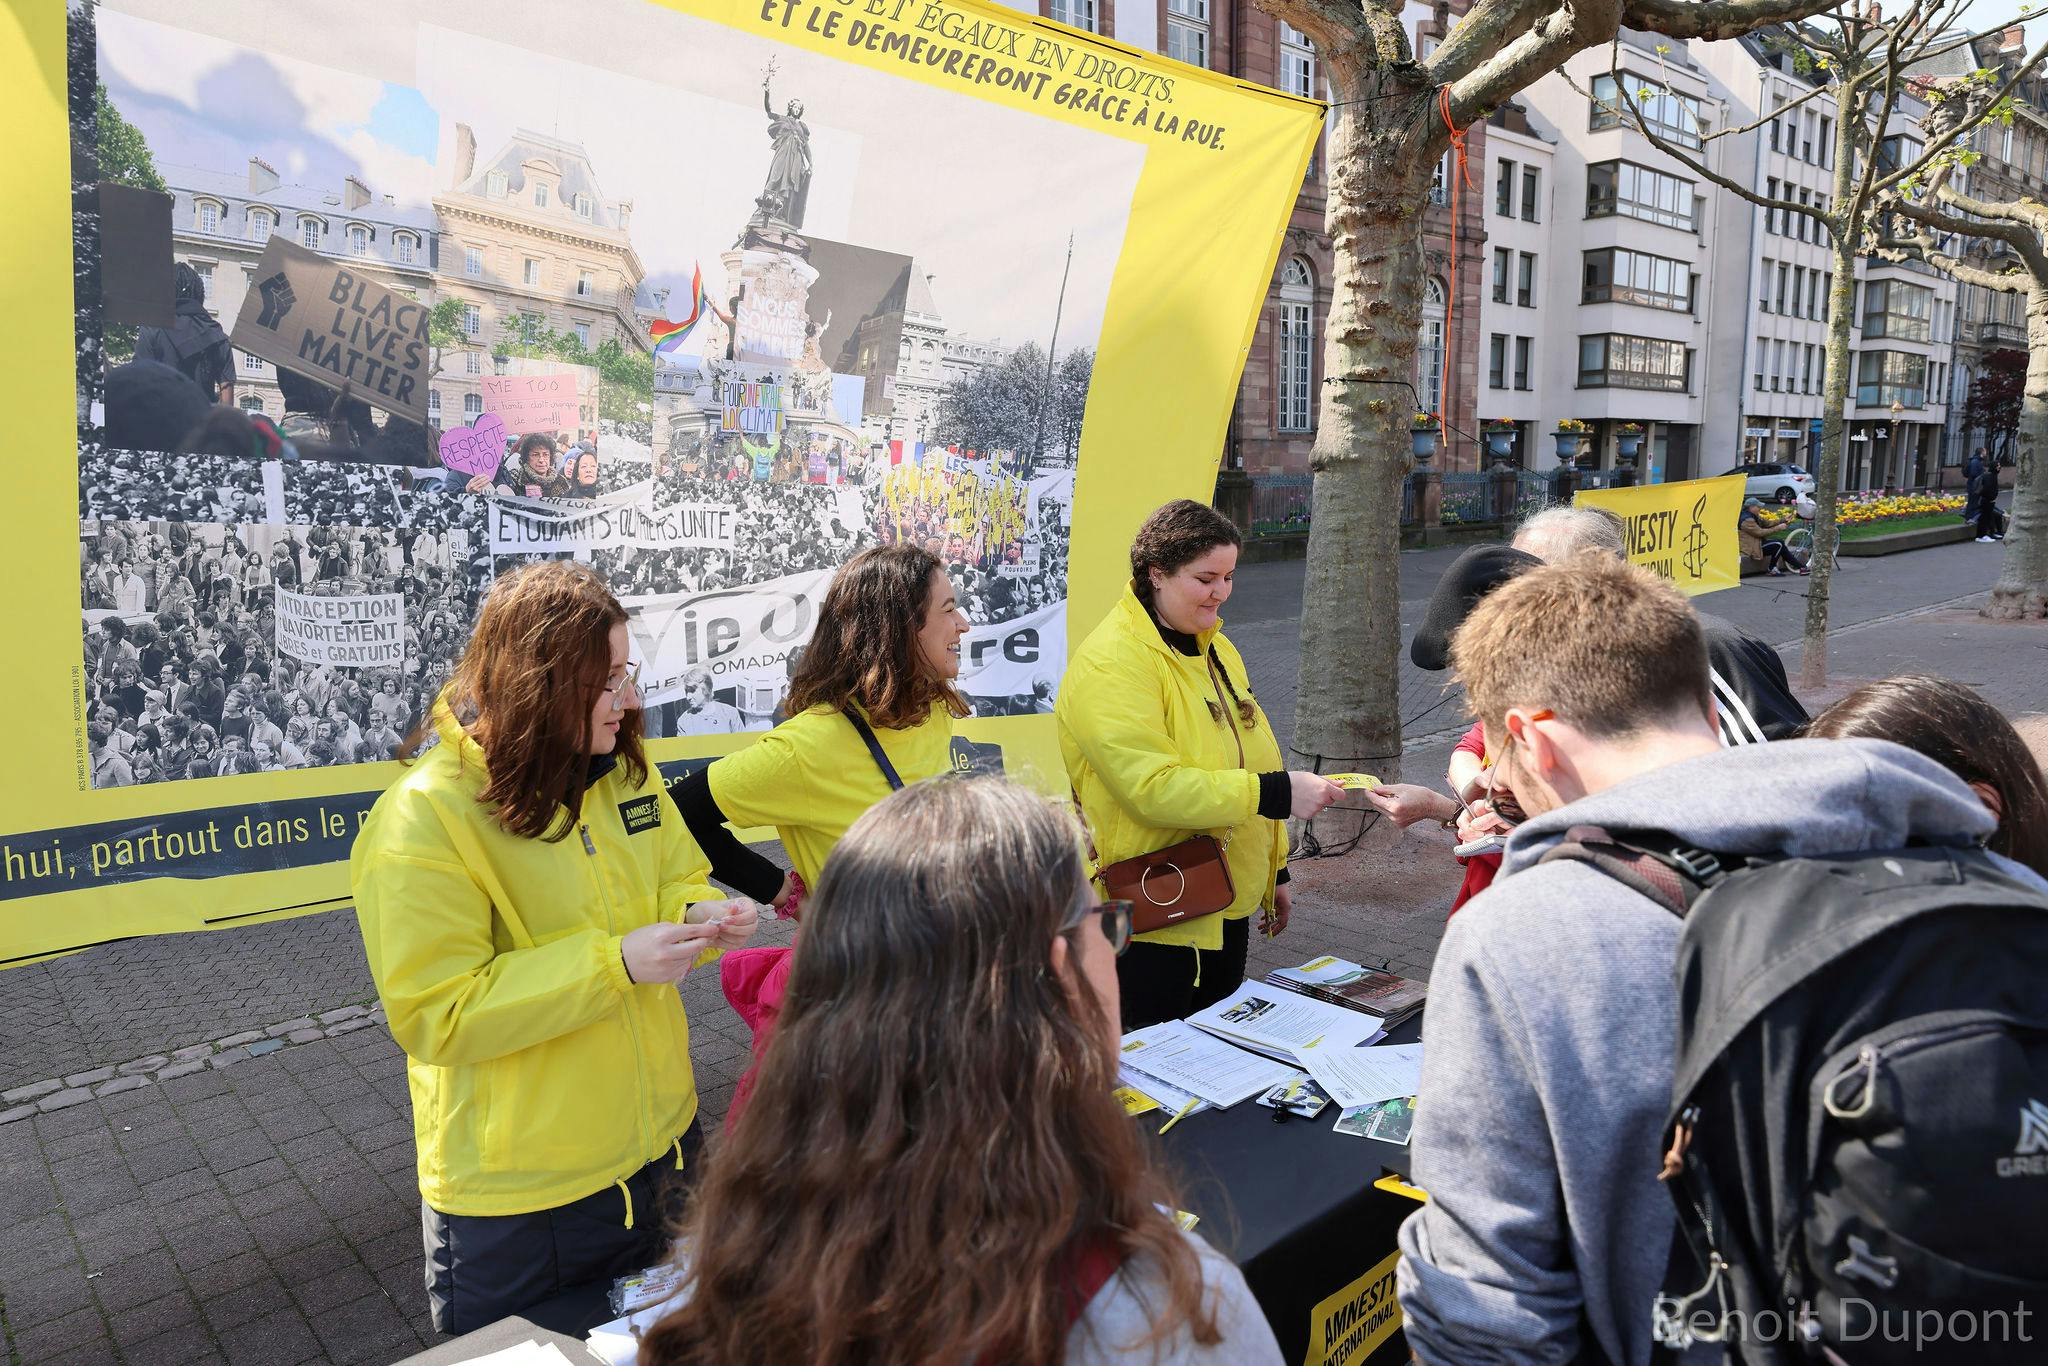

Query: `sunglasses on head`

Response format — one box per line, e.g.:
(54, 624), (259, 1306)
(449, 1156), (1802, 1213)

(1061, 896), (1133, 957)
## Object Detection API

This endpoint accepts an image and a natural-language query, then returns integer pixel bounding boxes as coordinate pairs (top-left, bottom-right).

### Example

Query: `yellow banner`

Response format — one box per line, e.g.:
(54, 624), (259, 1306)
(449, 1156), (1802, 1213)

(1302, 1248), (1403, 1366)
(1575, 474), (1745, 597)
(1, 0), (1321, 962)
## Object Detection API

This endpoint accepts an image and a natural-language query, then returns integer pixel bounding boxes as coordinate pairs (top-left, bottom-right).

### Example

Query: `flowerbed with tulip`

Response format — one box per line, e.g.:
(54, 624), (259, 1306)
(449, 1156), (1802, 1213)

(1751, 490), (1964, 532)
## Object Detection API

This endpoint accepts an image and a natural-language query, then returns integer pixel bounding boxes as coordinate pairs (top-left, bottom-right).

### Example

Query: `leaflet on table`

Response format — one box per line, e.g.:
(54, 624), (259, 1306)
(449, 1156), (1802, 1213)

(1185, 982), (1384, 1062)
(1290, 1039), (1424, 1111)
(1118, 1062), (1207, 1118)
(1118, 1020), (1297, 1108)
(1268, 955), (1428, 1024)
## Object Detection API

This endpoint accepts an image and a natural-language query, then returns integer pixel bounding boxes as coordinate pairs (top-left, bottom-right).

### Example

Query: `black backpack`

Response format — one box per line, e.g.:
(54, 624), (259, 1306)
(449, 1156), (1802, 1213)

(1540, 828), (2048, 1365)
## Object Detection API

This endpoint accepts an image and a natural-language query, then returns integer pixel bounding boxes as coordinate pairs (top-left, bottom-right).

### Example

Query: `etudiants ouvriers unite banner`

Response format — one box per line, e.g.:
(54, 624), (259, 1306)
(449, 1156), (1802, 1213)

(0, 0), (1321, 962)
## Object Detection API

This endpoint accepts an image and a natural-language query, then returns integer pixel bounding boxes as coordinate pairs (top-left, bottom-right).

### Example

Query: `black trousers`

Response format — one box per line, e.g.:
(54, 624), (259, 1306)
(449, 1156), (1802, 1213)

(422, 1118), (703, 1335)
(1117, 915), (1252, 1031)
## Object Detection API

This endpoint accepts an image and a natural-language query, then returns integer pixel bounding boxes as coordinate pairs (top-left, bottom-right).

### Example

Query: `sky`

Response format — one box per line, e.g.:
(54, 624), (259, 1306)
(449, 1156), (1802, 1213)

(96, 0), (1145, 362)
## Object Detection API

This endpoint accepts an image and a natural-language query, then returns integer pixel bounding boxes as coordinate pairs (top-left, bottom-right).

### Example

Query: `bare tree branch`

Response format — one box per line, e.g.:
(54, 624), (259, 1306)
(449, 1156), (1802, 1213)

(1249, 0), (1373, 66)
(1869, 41), (2048, 199)
(1427, 0), (1555, 87)
(1444, 0), (1612, 125)
(1890, 192), (2048, 279)
(1573, 45), (1837, 147)
(1611, 74), (1821, 220)
(1624, 0), (1842, 41)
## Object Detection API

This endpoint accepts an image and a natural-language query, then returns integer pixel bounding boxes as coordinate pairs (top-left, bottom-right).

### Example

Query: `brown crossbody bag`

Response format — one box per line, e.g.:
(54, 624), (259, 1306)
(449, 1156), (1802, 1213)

(1092, 651), (1246, 935)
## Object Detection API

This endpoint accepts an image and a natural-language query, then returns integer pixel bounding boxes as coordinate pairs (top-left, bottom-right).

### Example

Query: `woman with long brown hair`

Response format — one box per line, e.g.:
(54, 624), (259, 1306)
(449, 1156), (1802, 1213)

(669, 543), (970, 1105)
(351, 561), (759, 1334)
(1059, 500), (1341, 1029)
(640, 778), (1283, 1365)
(1807, 673), (2048, 877)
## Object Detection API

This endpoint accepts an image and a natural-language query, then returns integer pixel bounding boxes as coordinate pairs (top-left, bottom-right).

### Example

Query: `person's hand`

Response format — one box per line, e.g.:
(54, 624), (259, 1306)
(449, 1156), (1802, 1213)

(464, 474), (492, 494)
(713, 898), (760, 949)
(1288, 771), (1345, 821)
(1364, 782), (1461, 829)
(770, 872), (801, 919)
(619, 920), (722, 985)
(1455, 804), (1515, 846)
(1264, 882), (1292, 938)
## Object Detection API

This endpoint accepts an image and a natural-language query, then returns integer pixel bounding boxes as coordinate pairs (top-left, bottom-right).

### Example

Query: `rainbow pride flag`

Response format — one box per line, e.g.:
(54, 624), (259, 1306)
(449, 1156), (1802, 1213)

(649, 264), (729, 364)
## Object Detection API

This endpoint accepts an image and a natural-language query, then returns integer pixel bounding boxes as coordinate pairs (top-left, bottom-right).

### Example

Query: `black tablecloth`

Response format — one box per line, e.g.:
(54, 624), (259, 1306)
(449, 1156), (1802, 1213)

(404, 1014), (1425, 1365)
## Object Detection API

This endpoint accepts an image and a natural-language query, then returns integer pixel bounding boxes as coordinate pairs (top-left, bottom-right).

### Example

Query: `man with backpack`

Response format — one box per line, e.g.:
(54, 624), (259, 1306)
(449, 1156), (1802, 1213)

(1394, 554), (2048, 1365)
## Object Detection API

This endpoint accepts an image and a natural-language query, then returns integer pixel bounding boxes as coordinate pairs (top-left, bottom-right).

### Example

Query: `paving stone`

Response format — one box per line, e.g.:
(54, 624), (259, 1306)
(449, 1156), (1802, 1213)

(61, 1065), (117, 1087)
(209, 1050), (252, 1071)
(201, 1272), (290, 1333)
(38, 1087), (95, 1112)
(93, 1075), (152, 1098)
(267, 1018), (318, 1037)
(247, 1039), (285, 1057)
(324, 1018), (377, 1037)
(170, 1045), (216, 1063)
(115, 1320), (218, 1366)
(285, 1029), (325, 1044)
(218, 1305), (322, 1366)
(211, 1031), (266, 1050)
(28, 1338), (124, 1366)
(315, 1006), (368, 1025)
(3, 1077), (62, 1103)
(86, 1251), (187, 1313)
(0, 1101), (38, 1124)
(157, 1061), (209, 1081)
(107, 1290), (202, 1349)
(7, 1307), (109, 1364)
(1, 1263), (97, 1329)
(183, 1248), (272, 1301)
(118, 1054), (171, 1075)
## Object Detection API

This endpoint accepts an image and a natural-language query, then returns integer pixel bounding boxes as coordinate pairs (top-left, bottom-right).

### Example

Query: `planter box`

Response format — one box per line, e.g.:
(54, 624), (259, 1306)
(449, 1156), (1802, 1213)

(1838, 522), (1977, 556)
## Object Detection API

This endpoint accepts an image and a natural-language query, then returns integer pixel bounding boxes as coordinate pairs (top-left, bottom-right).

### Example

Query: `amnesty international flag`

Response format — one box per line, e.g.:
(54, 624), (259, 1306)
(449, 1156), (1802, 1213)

(2, 0), (1322, 961)
(1576, 475), (1745, 597)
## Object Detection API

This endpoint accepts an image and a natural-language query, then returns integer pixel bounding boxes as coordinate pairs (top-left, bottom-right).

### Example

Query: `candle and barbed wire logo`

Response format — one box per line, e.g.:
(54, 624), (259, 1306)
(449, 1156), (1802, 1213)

(1682, 495), (1712, 579)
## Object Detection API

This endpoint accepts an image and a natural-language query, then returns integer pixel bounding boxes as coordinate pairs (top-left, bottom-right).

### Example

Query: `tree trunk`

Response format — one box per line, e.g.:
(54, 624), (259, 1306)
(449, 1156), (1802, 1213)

(1984, 281), (2048, 619)
(1799, 107), (1866, 692)
(1289, 89), (1436, 778)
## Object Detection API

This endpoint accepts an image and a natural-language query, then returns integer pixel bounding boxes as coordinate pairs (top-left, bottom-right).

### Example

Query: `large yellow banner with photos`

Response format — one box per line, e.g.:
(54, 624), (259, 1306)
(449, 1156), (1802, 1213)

(0, 0), (1321, 963)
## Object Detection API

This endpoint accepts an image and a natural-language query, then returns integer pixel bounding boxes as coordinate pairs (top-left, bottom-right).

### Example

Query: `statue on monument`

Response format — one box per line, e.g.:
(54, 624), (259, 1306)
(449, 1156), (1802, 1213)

(753, 65), (813, 232)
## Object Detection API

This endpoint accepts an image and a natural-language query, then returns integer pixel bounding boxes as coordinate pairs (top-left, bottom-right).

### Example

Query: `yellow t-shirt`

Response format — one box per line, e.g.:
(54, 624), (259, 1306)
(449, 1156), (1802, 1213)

(708, 700), (956, 887)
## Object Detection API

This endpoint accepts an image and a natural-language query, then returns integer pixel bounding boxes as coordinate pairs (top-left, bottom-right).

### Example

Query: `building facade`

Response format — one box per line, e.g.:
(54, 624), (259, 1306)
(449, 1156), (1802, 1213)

(430, 126), (651, 434)
(158, 158), (436, 422)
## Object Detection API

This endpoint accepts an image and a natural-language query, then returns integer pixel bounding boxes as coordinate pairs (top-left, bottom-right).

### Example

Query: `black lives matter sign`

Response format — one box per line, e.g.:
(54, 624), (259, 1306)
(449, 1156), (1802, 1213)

(230, 235), (431, 425)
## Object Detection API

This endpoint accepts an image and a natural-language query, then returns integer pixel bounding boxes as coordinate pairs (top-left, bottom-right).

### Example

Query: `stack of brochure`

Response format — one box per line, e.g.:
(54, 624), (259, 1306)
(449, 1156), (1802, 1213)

(1185, 982), (1385, 1063)
(1265, 955), (1427, 1029)
(1118, 1019), (1297, 1109)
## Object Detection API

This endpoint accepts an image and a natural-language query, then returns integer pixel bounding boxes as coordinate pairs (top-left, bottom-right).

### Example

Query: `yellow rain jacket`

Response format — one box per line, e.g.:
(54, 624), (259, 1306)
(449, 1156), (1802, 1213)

(351, 702), (721, 1217)
(1058, 587), (1288, 952)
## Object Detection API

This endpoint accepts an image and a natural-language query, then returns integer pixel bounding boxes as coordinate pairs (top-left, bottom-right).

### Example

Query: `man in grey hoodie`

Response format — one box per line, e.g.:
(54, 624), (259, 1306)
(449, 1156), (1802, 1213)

(1394, 554), (2034, 1366)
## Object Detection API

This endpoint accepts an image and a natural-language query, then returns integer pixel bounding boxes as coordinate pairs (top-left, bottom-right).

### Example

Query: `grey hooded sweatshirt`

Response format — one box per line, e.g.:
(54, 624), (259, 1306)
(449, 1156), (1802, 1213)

(1395, 737), (2048, 1366)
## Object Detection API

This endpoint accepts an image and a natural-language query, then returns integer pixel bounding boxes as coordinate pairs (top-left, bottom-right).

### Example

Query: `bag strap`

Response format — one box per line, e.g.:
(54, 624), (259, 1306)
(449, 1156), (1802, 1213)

(1535, 826), (1729, 919)
(843, 708), (904, 791)
(1205, 647), (1249, 772)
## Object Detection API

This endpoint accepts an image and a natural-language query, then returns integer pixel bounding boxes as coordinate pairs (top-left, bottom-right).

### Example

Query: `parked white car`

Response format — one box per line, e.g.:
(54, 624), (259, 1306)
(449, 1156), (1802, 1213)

(1733, 461), (1816, 504)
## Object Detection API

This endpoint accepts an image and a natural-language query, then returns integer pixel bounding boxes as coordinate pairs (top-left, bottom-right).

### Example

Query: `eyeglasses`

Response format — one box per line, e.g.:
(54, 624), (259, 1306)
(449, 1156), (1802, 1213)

(1484, 709), (1552, 825)
(601, 661), (642, 712)
(1062, 896), (1133, 957)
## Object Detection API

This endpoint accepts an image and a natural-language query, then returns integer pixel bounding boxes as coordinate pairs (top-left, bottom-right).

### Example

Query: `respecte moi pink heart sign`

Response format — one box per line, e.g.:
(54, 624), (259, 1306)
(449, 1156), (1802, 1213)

(438, 413), (508, 479)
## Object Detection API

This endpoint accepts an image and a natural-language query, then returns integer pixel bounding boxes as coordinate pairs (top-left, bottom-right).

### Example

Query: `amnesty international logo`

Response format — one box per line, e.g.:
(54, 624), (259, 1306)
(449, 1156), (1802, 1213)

(1682, 495), (1711, 580)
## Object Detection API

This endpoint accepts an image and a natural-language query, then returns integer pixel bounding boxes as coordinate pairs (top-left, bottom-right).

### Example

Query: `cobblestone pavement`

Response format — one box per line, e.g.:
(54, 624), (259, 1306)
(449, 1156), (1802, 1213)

(1, 537), (2040, 1364)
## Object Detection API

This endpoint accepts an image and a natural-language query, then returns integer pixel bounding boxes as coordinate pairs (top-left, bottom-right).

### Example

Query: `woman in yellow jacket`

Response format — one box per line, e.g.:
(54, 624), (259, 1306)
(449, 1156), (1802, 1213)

(351, 562), (758, 1335)
(1059, 500), (1342, 1029)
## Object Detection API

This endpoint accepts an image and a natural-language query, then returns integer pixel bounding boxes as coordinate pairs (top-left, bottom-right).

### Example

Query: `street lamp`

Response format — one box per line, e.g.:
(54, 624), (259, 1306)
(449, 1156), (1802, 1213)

(1890, 399), (1905, 488)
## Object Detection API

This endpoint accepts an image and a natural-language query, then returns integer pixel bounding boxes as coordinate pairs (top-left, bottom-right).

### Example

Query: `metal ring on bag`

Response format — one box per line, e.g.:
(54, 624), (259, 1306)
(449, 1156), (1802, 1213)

(1140, 861), (1187, 907)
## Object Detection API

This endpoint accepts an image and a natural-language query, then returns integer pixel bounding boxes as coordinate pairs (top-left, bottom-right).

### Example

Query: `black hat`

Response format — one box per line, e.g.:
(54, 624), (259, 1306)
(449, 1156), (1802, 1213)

(1409, 544), (1543, 671)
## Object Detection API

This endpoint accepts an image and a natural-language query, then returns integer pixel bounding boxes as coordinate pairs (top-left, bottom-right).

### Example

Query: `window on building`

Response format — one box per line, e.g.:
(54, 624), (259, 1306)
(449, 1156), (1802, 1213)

(239, 394), (264, 414)
(1582, 247), (1692, 311)
(576, 270), (595, 298)
(1167, 0), (1209, 66)
(1822, 272), (1833, 320)
(1765, 178), (1779, 234)
(247, 209), (274, 240)
(1521, 167), (1539, 222)
(1589, 73), (1704, 148)
(1496, 159), (1516, 216)
(194, 263), (213, 303)
(465, 351), (481, 375)
(464, 392), (484, 417)
(1051, 0), (1099, 30)
(1585, 160), (1695, 230)
(1818, 115), (1833, 166)
(524, 258), (541, 287)
(1514, 336), (1532, 390)
(462, 303), (481, 337)
(1776, 262), (1790, 314)
(1278, 257), (1314, 431)
(1428, 152), (1450, 205)
(1759, 258), (1774, 313)
(534, 182), (550, 209)
(1419, 276), (1446, 412)
(1279, 23), (1316, 97)
(428, 390), (442, 419)
(486, 170), (508, 198)
(1517, 252), (1536, 307)
(347, 225), (368, 256)
(242, 351), (263, 373)
(574, 321), (591, 348)
(1488, 333), (1509, 389)
(1856, 349), (1927, 407)
(1578, 333), (1690, 391)
(299, 216), (322, 249)
(574, 194), (594, 219)
(1876, 135), (1922, 175)
(1802, 343), (1815, 393)
(464, 245), (483, 278)
(1492, 248), (1511, 304)
(197, 200), (220, 234)
(1802, 110), (1817, 162)
(1862, 279), (1933, 341)
(395, 232), (417, 265)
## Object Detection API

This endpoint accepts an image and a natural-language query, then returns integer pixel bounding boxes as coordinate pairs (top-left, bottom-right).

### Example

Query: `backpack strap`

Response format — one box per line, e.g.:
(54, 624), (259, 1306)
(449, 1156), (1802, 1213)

(1536, 826), (1728, 918)
(843, 708), (904, 791)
